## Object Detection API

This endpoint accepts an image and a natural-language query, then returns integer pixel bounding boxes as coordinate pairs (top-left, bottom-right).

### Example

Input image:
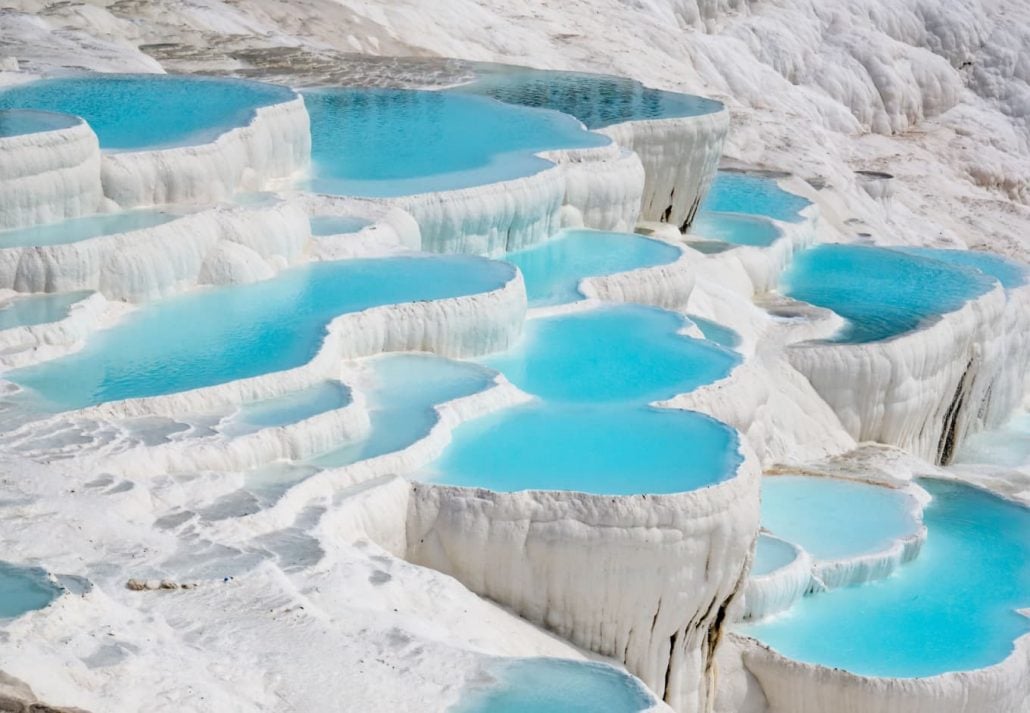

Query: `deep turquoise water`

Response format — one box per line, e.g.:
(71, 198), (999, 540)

(0, 562), (61, 618)
(484, 305), (739, 404)
(687, 315), (741, 349)
(897, 247), (1028, 289)
(781, 244), (997, 343)
(452, 658), (655, 713)
(311, 354), (494, 468)
(751, 534), (798, 577)
(0, 209), (179, 248)
(700, 171), (810, 223)
(460, 65), (722, 129)
(9, 257), (514, 410)
(0, 109), (80, 138)
(425, 401), (741, 495)
(220, 381), (351, 437)
(303, 87), (607, 197)
(505, 229), (680, 306)
(761, 476), (919, 561)
(742, 479), (1030, 677)
(309, 216), (374, 236)
(689, 212), (782, 247)
(0, 292), (92, 331)
(0, 75), (295, 150)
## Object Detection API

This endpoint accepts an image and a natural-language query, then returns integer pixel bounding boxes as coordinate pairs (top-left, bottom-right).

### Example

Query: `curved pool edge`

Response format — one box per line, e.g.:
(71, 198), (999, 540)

(578, 235), (696, 310)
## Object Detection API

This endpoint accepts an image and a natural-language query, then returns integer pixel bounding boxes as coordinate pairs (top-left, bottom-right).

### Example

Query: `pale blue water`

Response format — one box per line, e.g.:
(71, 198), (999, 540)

(687, 315), (741, 349)
(751, 534), (798, 577)
(0, 75), (295, 150)
(309, 216), (373, 236)
(0, 209), (179, 248)
(897, 247), (1028, 289)
(700, 171), (810, 223)
(484, 305), (740, 404)
(954, 409), (1030, 469)
(425, 402), (741, 495)
(303, 87), (608, 197)
(220, 381), (351, 437)
(781, 244), (996, 343)
(460, 65), (722, 129)
(761, 476), (919, 561)
(0, 109), (79, 138)
(742, 479), (1030, 677)
(10, 257), (514, 410)
(506, 230), (681, 306)
(0, 562), (61, 618)
(689, 212), (782, 247)
(0, 291), (91, 331)
(452, 658), (656, 713)
(311, 354), (494, 468)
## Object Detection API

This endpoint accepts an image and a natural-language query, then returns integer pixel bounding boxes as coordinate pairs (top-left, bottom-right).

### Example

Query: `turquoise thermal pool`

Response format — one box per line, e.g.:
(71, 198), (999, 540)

(0, 562), (61, 619)
(452, 658), (656, 713)
(505, 229), (681, 306)
(700, 171), (810, 223)
(0, 109), (80, 138)
(9, 256), (515, 410)
(220, 381), (351, 438)
(0, 291), (91, 331)
(459, 65), (723, 129)
(303, 87), (608, 197)
(751, 534), (799, 577)
(688, 212), (782, 247)
(687, 315), (741, 349)
(781, 244), (997, 343)
(309, 216), (374, 236)
(897, 247), (1028, 289)
(0, 209), (179, 248)
(0, 75), (295, 150)
(742, 479), (1030, 677)
(760, 476), (920, 562)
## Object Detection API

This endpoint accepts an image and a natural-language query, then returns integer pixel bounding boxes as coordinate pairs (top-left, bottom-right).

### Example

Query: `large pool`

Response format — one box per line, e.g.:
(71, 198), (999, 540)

(781, 244), (997, 343)
(0, 75), (296, 150)
(0, 291), (92, 331)
(700, 171), (810, 223)
(0, 562), (62, 619)
(452, 658), (657, 713)
(304, 87), (608, 197)
(0, 209), (180, 248)
(742, 479), (1030, 677)
(9, 256), (515, 410)
(505, 229), (681, 306)
(0, 109), (80, 138)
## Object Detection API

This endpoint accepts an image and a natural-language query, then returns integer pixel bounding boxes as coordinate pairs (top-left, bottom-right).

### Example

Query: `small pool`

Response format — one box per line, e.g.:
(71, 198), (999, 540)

(0, 209), (180, 249)
(0, 75), (296, 150)
(954, 409), (1030, 470)
(0, 561), (62, 619)
(751, 534), (799, 577)
(220, 381), (351, 438)
(742, 479), (1030, 677)
(0, 109), (80, 138)
(700, 171), (810, 223)
(781, 244), (996, 343)
(309, 216), (374, 236)
(303, 87), (608, 197)
(452, 658), (656, 713)
(9, 256), (515, 410)
(506, 229), (681, 306)
(0, 291), (91, 331)
(687, 315), (741, 349)
(760, 476), (920, 562)
(688, 212), (782, 247)
(483, 305), (739, 404)
(896, 247), (1028, 289)
(310, 354), (494, 468)
(459, 64), (723, 129)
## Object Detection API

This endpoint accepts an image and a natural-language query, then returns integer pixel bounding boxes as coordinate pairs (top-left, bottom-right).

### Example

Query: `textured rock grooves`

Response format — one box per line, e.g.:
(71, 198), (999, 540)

(936, 357), (974, 465)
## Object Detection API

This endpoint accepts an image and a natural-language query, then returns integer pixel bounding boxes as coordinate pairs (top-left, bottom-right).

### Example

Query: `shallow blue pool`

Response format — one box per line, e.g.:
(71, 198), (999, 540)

(742, 479), (1030, 677)
(303, 87), (608, 197)
(459, 65), (722, 129)
(761, 476), (919, 562)
(0, 562), (61, 618)
(687, 315), (741, 349)
(506, 230), (680, 306)
(9, 257), (514, 410)
(751, 534), (798, 577)
(0, 75), (295, 150)
(0, 209), (179, 248)
(0, 292), (91, 331)
(781, 244), (997, 343)
(453, 658), (656, 713)
(689, 212), (782, 247)
(0, 109), (80, 138)
(220, 381), (351, 437)
(311, 354), (494, 468)
(484, 305), (739, 404)
(700, 171), (810, 223)
(954, 409), (1030, 470)
(309, 216), (374, 236)
(897, 247), (1028, 289)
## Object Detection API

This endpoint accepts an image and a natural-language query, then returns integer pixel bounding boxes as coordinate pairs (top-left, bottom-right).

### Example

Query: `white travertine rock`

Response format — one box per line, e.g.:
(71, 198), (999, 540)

(738, 536), (811, 622)
(579, 238), (696, 311)
(0, 291), (108, 367)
